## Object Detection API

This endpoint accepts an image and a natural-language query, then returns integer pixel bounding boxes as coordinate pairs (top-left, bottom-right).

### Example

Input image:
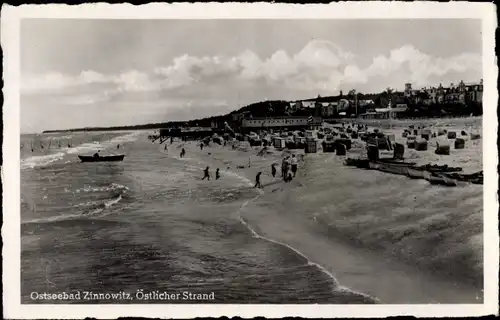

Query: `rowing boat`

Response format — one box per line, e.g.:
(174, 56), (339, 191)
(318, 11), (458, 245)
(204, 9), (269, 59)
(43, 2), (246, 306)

(78, 155), (125, 162)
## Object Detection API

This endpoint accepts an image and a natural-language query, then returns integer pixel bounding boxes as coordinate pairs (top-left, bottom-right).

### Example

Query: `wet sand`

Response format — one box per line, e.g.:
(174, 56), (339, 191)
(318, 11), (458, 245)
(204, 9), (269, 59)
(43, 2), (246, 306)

(176, 136), (483, 304)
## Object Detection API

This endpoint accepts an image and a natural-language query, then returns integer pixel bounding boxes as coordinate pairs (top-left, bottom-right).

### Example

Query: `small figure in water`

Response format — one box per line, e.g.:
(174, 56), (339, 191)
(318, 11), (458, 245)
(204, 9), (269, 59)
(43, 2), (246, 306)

(164, 144), (168, 152)
(117, 144), (120, 149)
(254, 172), (262, 188)
(200, 143), (204, 151)
(93, 151), (100, 158)
(291, 154), (298, 177)
(216, 168), (220, 180)
(202, 166), (210, 180)
(180, 148), (186, 158)
(271, 163), (277, 178)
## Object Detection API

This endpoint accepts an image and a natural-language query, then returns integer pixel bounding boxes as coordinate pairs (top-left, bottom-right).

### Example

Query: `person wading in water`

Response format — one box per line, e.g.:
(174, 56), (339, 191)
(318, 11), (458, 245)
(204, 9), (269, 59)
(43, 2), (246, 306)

(202, 166), (211, 180)
(291, 154), (298, 177)
(216, 168), (221, 180)
(254, 172), (262, 188)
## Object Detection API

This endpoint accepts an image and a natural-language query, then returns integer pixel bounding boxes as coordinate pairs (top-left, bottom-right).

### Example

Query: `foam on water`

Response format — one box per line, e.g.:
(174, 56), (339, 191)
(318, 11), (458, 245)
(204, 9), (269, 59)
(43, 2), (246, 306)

(206, 162), (379, 303)
(87, 194), (124, 216)
(21, 152), (66, 170)
(75, 183), (129, 194)
(21, 132), (141, 169)
(236, 194), (378, 303)
(23, 212), (87, 224)
(23, 193), (125, 225)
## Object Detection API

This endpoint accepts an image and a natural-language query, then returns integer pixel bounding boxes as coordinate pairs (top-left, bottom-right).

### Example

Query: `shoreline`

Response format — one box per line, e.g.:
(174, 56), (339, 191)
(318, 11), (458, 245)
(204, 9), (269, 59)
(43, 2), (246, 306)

(174, 139), (482, 304)
(37, 116), (483, 135)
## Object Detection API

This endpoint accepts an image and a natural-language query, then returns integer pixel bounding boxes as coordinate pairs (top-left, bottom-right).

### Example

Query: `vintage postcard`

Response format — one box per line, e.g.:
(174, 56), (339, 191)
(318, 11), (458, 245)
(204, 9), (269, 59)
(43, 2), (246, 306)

(2, 2), (498, 319)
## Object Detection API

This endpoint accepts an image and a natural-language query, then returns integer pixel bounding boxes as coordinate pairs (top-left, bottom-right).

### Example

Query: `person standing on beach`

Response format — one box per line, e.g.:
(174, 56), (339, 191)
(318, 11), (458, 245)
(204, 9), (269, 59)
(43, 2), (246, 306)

(216, 168), (221, 180)
(281, 158), (287, 178)
(282, 157), (290, 180)
(291, 154), (298, 177)
(180, 148), (186, 158)
(164, 144), (168, 152)
(271, 164), (277, 178)
(200, 143), (204, 151)
(254, 172), (262, 188)
(202, 166), (211, 180)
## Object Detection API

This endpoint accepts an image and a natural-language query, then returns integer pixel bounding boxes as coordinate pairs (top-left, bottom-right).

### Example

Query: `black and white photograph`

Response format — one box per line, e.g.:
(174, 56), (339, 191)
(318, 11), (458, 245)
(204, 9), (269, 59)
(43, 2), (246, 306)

(2, 2), (498, 319)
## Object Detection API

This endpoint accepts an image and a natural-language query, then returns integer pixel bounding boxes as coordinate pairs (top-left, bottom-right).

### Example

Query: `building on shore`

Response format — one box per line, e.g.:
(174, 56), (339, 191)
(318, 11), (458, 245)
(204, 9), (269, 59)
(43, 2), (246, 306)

(288, 100), (318, 114)
(404, 79), (483, 105)
(314, 102), (337, 117)
(358, 105), (408, 120)
(241, 116), (322, 132)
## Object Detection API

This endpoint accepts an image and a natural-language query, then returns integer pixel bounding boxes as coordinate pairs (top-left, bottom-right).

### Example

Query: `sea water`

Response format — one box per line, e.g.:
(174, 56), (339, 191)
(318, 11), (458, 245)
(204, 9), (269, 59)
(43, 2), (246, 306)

(20, 131), (375, 304)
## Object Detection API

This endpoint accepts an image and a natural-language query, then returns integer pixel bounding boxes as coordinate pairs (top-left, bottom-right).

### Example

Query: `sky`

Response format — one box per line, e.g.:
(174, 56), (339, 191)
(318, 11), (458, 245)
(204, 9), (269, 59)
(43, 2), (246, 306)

(20, 19), (482, 132)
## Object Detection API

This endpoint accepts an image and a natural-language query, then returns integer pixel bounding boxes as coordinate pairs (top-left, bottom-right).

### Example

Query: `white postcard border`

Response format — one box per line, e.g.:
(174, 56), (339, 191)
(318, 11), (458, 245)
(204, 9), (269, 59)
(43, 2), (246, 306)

(2, 2), (498, 318)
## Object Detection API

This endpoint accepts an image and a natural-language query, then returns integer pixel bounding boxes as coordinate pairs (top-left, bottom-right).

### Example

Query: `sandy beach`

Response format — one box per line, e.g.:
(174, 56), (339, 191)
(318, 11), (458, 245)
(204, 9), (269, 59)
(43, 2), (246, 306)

(174, 116), (483, 304)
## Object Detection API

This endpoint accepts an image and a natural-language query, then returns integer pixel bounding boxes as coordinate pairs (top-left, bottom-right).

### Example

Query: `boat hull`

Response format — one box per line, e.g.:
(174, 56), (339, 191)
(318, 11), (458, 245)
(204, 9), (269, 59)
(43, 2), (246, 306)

(78, 155), (125, 162)
(407, 168), (424, 179)
(377, 161), (414, 175)
(424, 171), (457, 187)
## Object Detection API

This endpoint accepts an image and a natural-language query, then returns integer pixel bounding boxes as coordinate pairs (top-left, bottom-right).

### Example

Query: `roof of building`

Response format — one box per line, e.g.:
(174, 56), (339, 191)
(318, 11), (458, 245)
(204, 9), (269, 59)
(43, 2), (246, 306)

(375, 107), (408, 113)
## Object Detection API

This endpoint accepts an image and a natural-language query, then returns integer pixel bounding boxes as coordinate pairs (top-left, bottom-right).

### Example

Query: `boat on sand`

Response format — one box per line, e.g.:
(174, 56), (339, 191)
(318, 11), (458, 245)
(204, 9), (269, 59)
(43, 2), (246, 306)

(423, 171), (457, 187)
(407, 168), (424, 179)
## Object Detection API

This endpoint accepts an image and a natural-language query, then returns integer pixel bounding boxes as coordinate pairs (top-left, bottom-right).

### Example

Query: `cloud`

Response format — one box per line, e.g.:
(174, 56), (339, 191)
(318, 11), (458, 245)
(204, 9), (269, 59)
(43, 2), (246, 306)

(366, 45), (482, 86)
(21, 40), (481, 109)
